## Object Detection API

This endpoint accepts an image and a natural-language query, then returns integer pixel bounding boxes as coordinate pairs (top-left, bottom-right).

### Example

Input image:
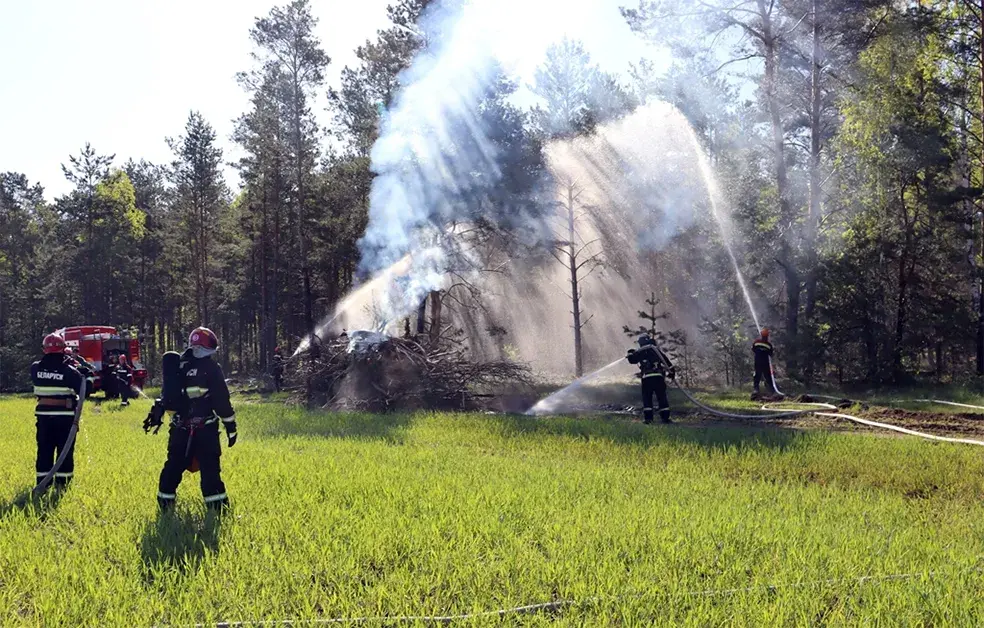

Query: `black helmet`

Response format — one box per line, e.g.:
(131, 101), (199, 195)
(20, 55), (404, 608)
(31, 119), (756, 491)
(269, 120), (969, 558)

(637, 334), (654, 348)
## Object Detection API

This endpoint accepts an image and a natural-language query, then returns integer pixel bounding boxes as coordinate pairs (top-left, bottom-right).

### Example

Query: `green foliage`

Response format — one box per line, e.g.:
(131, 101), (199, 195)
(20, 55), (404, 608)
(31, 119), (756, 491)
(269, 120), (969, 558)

(4, 397), (984, 623)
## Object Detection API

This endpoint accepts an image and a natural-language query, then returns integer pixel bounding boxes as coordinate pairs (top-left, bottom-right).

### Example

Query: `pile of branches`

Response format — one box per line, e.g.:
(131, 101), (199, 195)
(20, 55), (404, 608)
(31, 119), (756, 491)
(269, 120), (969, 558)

(295, 332), (532, 412)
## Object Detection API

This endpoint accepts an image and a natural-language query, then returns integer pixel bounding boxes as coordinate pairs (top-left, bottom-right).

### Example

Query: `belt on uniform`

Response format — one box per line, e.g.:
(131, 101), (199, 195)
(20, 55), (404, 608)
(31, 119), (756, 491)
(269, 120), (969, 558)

(37, 397), (74, 408)
(173, 416), (216, 429)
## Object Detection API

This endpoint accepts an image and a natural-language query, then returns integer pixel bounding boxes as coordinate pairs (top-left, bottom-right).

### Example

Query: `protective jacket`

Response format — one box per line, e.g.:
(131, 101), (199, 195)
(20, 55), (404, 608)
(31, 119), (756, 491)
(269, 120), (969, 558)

(752, 338), (774, 367)
(175, 349), (235, 426)
(32, 353), (83, 418)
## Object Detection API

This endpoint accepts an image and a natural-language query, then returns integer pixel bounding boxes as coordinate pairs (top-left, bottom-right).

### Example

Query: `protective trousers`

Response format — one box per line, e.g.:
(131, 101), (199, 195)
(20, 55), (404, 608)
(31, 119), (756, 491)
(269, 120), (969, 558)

(117, 376), (132, 402)
(641, 375), (670, 424)
(754, 359), (777, 394)
(157, 422), (228, 510)
(36, 416), (75, 487)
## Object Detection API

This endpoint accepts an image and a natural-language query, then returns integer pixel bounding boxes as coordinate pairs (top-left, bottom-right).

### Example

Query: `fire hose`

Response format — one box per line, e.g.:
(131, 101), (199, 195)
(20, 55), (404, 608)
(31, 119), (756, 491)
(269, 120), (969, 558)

(33, 378), (86, 496)
(672, 380), (984, 447)
(913, 399), (984, 411)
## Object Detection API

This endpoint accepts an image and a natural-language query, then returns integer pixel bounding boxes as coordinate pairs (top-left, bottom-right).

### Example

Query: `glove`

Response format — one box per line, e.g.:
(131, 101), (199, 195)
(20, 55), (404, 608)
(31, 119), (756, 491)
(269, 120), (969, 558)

(225, 421), (238, 448)
(143, 400), (164, 434)
(667, 367), (677, 381)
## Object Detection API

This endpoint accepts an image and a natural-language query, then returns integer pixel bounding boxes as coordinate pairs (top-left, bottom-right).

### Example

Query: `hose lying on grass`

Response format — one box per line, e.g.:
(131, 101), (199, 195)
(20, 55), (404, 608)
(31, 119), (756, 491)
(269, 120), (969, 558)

(913, 399), (984, 412)
(673, 382), (984, 447)
(672, 383), (818, 420)
(187, 564), (982, 627)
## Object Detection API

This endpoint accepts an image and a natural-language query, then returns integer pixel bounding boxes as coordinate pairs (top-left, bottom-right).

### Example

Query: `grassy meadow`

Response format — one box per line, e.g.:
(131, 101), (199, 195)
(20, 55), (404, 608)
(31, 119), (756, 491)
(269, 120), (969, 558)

(2, 393), (984, 625)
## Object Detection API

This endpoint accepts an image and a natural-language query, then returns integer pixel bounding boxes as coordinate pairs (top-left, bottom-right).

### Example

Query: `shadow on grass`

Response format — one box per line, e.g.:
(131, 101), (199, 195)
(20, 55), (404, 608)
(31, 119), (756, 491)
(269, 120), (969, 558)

(0, 486), (68, 521)
(140, 509), (222, 585)
(490, 413), (806, 452)
(252, 410), (417, 444)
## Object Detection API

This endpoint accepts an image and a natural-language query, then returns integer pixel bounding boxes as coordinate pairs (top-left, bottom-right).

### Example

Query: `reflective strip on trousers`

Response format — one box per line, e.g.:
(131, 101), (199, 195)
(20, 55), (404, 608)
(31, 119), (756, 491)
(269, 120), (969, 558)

(157, 492), (176, 500)
(643, 374), (664, 379)
(36, 472), (48, 478)
(35, 410), (76, 416)
(204, 492), (227, 503)
(221, 414), (236, 424)
(55, 472), (73, 478)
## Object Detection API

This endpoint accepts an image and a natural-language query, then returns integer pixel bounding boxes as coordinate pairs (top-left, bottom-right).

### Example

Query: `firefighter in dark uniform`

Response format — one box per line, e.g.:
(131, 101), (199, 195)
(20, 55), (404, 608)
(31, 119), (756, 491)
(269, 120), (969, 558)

(752, 328), (777, 395)
(626, 334), (676, 424)
(115, 354), (133, 407)
(272, 347), (285, 392)
(154, 327), (237, 512)
(66, 347), (95, 394)
(32, 333), (84, 489)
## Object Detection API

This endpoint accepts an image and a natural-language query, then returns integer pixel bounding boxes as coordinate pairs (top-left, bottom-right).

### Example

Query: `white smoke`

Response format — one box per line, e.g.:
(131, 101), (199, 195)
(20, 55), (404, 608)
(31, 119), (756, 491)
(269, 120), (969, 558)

(296, 0), (651, 356)
(357, 0), (647, 320)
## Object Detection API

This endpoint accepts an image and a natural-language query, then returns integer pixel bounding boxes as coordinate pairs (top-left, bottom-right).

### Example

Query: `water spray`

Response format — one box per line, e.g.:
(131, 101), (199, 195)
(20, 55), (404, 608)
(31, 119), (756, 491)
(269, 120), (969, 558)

(683, 125), (762, 332)
(525, 358), (630, 416)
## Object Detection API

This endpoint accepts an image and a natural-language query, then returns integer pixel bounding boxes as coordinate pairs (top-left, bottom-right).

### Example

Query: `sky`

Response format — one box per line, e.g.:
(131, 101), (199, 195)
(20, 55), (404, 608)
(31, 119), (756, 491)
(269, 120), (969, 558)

(0, 0), (651, 200)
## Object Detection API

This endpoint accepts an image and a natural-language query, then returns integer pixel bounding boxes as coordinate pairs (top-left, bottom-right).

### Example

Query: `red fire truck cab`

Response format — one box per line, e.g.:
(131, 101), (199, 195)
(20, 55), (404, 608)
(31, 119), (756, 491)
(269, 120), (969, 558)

(56, 325), (148, 392)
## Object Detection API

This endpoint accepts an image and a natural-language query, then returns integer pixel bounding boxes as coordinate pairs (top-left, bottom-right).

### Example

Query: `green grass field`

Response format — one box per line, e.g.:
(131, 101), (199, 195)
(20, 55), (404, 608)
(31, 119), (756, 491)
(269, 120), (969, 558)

(3, 394), (984, 626)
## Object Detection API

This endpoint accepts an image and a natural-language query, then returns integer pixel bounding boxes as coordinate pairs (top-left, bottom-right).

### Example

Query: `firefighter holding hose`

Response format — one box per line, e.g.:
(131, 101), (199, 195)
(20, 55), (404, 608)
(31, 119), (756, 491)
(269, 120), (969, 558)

(32, 333), (85, 490)
(272, 347), (285, 392)
(65, 347), (95, 393)
(149, 327), (237, 512)
(626, 334), (676, 424)
(115, 354), (133, 407)
(752, 328), (778, 397)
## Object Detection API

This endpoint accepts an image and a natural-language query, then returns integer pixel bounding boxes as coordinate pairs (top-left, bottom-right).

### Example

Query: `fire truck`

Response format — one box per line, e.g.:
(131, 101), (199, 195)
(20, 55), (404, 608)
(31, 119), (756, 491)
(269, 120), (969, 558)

(56, 325), (148, 392)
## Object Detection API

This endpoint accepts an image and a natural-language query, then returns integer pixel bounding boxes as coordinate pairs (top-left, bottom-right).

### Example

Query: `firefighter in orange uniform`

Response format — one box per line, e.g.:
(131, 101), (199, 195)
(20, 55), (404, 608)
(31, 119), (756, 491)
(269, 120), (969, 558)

(32, 334), (84, 490)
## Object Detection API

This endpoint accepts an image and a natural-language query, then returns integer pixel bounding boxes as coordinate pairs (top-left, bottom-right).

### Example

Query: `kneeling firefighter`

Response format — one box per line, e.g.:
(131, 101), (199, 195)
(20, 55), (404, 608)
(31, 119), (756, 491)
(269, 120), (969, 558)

(144, 327), (237, 511)
(626, 334), (676, 424)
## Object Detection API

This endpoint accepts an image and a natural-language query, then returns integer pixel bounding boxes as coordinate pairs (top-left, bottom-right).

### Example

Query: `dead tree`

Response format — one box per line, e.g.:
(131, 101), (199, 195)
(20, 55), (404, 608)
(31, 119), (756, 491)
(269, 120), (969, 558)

(550, 176), (604, 376)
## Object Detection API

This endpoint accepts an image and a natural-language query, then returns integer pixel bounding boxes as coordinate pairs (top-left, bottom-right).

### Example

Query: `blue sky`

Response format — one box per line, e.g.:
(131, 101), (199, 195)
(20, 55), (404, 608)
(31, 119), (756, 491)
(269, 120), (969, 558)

(0, 0), (651, 199)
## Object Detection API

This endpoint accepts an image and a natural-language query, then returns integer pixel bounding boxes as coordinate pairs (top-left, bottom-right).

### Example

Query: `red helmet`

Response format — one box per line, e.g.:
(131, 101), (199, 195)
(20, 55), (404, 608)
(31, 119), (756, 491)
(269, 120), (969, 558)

(761, 328), (770, 339)
(189, 327), (219, 350)
(43, 333), (67, 355)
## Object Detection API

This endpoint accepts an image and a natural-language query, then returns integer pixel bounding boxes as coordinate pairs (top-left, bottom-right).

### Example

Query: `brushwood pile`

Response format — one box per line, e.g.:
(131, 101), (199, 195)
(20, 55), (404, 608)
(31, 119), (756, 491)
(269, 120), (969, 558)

(295, 330), (532, 411)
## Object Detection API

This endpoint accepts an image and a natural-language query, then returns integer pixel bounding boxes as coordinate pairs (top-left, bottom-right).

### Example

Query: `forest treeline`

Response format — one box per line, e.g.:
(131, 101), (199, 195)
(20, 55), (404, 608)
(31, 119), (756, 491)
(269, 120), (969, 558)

(2, 0), (983, 389)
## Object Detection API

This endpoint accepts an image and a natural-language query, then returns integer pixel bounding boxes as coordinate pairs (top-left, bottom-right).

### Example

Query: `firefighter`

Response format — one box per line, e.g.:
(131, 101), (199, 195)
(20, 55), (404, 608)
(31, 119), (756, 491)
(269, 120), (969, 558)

(65, 348), (95, 396)
(752, 328), (778, 396)
(154, 327), (237, 512)
(272, 347), (285, 392)
(32, 333), (84, 490)
(102, 352), (119, 399)
(626, 334), (676, 424)
(116, 354), (133, 407)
